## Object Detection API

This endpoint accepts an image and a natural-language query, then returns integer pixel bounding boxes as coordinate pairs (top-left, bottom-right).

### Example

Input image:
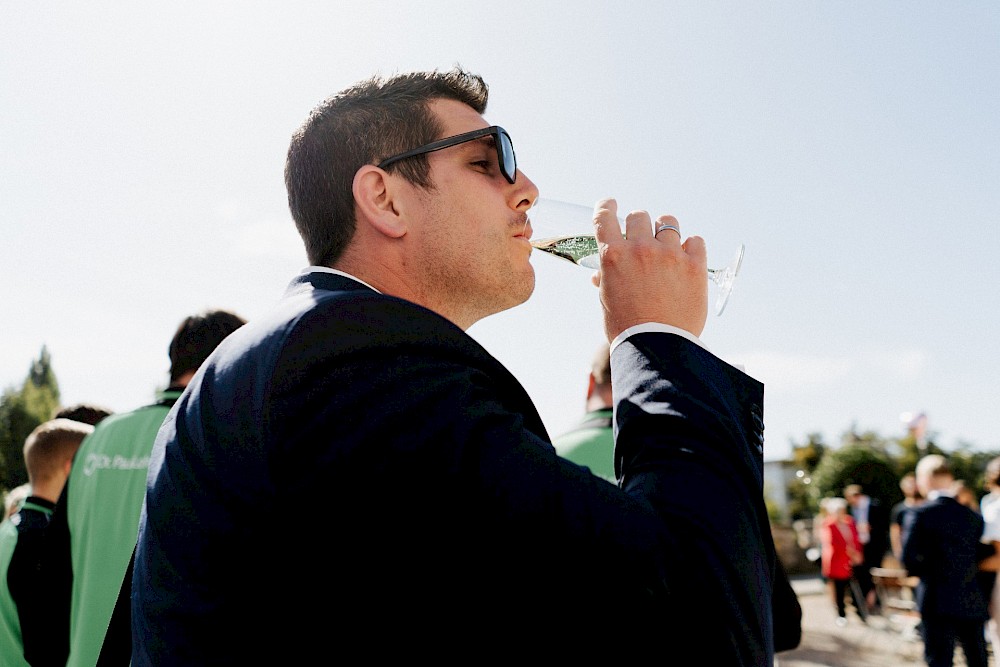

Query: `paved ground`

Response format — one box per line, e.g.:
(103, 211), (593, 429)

(777, 575), (989, 667)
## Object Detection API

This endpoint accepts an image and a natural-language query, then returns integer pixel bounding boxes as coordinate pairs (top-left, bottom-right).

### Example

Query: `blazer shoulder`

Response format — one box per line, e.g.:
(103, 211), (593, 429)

(292, 289), (489, 362)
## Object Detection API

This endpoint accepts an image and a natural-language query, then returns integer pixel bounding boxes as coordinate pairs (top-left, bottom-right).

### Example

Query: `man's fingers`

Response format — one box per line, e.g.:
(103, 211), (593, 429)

(593, 201), (709, 339)
(681, 235), (708, 267)
(653, 215), (682, 244)
(623, 209), (652, 242)
(591, 198), (621, 245)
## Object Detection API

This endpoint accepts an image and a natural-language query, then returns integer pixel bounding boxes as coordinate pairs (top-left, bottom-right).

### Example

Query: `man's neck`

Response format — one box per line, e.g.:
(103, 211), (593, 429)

(27, 482), (62, 504)
(927, 486), (957, 500)
(585, 398), (613, 412)
(319, 263), (474, 330)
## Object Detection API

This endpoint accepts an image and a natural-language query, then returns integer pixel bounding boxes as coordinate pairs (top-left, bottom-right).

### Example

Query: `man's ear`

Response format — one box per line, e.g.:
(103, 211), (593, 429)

(352, 165), (407, 239)
(585, 373), (597, 400)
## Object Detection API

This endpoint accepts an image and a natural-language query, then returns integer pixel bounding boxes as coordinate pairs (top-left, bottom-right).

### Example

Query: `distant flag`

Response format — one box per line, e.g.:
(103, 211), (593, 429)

(900, 411), (928, 449)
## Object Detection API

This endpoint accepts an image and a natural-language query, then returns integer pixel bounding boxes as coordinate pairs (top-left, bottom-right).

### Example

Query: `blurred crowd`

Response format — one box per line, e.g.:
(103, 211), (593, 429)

(806, 456), (1000, 667)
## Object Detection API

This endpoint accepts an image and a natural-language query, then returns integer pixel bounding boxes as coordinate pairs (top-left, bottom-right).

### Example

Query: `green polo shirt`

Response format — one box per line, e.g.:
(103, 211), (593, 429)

(0, 498), (53, 667)
(66, 390), (180, 667)
(553, 408), (615, 482)
(0, 514), (28, 667)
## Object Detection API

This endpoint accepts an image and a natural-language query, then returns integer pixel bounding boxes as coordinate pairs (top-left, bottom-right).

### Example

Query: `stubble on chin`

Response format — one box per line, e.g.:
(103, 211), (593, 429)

(424, 205), (537, 325)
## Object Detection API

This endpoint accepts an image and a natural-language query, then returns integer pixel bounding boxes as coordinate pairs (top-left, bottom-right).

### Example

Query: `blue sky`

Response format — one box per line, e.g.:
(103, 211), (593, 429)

(2, 2), (998, 461)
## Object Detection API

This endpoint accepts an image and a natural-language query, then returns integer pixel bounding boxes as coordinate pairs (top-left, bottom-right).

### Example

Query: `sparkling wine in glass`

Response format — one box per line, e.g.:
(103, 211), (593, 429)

(528, 198), (745, 316)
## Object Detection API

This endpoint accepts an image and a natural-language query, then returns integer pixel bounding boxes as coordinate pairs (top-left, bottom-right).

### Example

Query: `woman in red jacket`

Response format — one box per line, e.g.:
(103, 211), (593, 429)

(820, 497), (866, 626)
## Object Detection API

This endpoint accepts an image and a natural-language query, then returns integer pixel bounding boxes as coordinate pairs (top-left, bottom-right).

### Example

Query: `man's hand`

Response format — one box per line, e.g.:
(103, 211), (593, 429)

(590, 198), (708, 341)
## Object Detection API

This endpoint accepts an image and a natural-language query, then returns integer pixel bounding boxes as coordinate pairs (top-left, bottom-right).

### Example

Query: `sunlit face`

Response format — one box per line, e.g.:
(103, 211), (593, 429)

(407, 99), (539, 329)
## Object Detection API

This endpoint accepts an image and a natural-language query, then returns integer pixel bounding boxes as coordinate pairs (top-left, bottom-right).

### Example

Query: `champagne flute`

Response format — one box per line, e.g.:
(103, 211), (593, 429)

(528, 198), (745, 316)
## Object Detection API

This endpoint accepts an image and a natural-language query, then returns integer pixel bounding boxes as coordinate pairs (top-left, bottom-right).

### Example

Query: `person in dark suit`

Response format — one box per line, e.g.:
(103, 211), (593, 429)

(902, 454), (991, 667)
(844, 483), (890, 611)
(131, 67), (774, 665)
(890, 473), (923, 565)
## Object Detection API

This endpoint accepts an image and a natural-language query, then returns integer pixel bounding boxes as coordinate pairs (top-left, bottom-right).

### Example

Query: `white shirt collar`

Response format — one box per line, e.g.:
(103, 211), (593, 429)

(302, 266), (382, 293)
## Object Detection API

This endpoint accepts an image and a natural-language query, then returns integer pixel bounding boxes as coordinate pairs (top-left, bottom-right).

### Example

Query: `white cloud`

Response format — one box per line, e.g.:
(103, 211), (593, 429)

(733, 345), (930, 396)
(734, 351), (853, 392)
(865, 347), (928, 380)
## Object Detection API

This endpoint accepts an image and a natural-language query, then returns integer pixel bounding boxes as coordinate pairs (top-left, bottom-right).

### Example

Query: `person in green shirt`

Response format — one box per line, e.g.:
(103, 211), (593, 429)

(3, 484), (31, 521)
(0, 419), (93, 667)
(553, 342), (615, 482)
(38, 308), (246, 667)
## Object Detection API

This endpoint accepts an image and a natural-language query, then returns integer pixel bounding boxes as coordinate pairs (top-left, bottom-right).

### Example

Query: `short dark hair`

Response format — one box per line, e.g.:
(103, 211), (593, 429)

(54, 403), (114, 426)
(169, 309), (247, 382)
(284, 67), (489, 267)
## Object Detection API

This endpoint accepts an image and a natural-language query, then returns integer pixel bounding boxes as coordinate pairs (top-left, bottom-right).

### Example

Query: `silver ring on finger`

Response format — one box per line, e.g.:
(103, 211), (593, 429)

(654, 224), (681, 239)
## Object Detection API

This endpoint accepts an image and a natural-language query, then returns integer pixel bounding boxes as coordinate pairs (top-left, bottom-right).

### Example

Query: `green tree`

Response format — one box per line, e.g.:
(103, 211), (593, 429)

(0, 346), (60, 491)
(890, 431), (946, 477)
(811, 441), (901, 509)
(947, 444), (999, 503)
(776, 424), (1000, 531)
(840, 426), (893, 458)
(786, 433), (827, 520)
(791, 432), (826, 473)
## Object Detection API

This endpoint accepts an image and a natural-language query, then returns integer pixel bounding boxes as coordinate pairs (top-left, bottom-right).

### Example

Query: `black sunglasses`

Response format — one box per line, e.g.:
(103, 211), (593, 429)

(377, 126), (517, 184)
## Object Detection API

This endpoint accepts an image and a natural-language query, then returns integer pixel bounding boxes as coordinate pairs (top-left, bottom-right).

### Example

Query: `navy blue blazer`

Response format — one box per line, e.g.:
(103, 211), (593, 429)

(132, 271), (770, 664)
(902, 494), (989, 619)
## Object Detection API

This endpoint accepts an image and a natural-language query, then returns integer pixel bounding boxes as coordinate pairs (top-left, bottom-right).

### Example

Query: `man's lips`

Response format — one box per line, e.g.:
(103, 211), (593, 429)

(516, 217), (533, 240)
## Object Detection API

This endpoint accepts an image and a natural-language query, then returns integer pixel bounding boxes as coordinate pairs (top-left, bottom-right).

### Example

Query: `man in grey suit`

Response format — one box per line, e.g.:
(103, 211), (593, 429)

(132, 68), (776, 664)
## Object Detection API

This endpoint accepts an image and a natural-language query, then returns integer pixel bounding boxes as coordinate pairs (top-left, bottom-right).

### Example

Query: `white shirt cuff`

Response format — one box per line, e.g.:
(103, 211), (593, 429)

(609, 323), (749, 375)
(610, 322), (709, 354)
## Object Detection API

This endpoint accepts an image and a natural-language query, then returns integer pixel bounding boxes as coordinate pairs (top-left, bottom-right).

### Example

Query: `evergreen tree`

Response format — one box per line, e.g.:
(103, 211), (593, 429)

(0, 346), (60, 491)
